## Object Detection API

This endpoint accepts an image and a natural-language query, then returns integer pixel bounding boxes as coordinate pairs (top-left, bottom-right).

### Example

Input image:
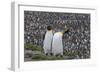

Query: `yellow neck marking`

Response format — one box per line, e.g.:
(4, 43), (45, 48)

(59, 32), (63, 36)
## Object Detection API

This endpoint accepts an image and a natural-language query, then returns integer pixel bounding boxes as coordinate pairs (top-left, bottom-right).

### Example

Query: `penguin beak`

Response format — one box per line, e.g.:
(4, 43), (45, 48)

(63, 28), (69, 34)
(63, 25), (69, 34)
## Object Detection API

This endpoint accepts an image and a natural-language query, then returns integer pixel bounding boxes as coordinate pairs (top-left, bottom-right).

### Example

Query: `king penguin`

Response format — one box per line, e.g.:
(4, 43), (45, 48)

(52, 27), (69, 56)
(43, 26), (53, 55)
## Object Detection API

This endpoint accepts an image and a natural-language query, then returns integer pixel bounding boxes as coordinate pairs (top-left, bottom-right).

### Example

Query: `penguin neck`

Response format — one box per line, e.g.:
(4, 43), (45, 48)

(48, 30), (52, 32)
(59, 32), (63, 36)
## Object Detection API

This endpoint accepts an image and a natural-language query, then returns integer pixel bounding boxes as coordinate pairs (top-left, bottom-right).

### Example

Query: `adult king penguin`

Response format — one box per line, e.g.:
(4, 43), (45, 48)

(52, 26), (69, 56)
(43, 26), (53, 55)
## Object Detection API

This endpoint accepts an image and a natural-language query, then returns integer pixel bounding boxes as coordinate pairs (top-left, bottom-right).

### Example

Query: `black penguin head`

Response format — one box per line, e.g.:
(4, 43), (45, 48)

(64, 29), (69, 34)
(63, 25), (69, 34)
(47, 25), (52, 31)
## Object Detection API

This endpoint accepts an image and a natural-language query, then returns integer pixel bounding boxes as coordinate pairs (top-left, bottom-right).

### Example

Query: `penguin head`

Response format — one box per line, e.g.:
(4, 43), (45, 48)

(47, 25), (52, 31)
(63, 28), (69, 34)
(63, 25), (69, 34)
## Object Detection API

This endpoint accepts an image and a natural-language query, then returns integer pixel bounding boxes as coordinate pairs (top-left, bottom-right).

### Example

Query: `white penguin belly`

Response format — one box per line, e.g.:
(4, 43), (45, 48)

(43, 31), (53, 54)
(52, 32), (63, 55)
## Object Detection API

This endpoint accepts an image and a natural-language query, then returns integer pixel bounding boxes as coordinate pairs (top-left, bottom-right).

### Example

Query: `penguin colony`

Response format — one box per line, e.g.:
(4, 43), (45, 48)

(24, 11), (90, 60)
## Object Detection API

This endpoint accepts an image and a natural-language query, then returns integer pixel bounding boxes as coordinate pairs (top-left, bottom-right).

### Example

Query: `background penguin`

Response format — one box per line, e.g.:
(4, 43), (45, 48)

(43, 26), (53, 55)
(52, 27), (69, 56)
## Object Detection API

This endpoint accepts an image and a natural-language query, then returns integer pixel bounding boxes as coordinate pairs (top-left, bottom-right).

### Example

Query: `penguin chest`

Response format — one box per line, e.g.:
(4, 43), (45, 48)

(52, 32), (63, 54)
(43, 31), (53, 51)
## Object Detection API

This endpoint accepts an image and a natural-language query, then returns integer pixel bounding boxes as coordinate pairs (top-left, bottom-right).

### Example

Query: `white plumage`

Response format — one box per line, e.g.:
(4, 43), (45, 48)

(43, 30), (53, 55)
(52, 32), (63, 56)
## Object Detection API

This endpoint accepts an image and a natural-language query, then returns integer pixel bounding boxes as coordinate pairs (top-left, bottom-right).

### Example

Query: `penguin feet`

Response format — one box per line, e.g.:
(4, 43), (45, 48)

(60, 55), (63, 57)
(55, 54), (59, 57)
(50, 53), (53, 56)
(45, 53), (49, 56)
(55, 54), (63, 57)
(45, 53), (51, 56)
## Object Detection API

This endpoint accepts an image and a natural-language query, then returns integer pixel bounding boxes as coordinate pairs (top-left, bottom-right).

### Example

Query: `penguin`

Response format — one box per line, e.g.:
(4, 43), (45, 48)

(43, 26), (53, 55)
(52, 27), (69, 56)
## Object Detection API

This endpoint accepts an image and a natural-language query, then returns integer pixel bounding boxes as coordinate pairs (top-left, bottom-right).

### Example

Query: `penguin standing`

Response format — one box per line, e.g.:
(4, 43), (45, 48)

(52, 32), (63, 56)
(52, 27), (69, 56)
(43, 26), (53, 55)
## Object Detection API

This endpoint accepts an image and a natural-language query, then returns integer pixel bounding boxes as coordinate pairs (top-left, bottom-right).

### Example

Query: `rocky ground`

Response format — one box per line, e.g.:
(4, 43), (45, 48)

(24, 11), (90, 61)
